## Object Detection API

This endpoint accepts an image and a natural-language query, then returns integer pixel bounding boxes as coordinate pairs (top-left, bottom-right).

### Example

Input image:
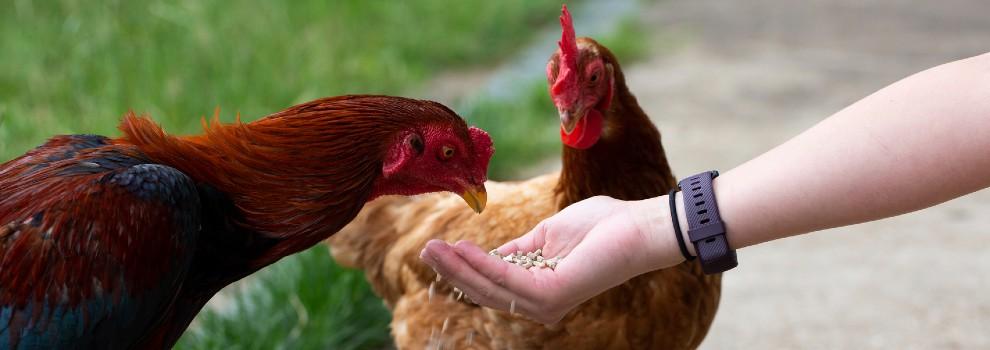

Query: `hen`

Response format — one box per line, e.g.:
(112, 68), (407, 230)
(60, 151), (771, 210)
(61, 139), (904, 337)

(329, 7), (721, 349)
(0, 95), (493, 349)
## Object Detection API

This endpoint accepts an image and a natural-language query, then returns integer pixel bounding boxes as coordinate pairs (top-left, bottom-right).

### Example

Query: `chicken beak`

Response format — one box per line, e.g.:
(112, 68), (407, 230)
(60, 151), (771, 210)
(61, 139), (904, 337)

(559, 106), (583, 134)
(459, 185), (488, 214)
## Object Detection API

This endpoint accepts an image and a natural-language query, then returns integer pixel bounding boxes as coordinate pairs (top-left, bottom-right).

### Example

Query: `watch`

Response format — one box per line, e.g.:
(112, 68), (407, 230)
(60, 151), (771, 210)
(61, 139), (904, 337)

(678, 170), (738, 274)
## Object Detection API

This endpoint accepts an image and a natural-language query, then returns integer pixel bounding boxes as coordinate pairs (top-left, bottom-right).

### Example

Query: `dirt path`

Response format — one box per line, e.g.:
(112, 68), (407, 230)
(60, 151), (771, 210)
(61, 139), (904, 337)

(622, 1), (990, 348)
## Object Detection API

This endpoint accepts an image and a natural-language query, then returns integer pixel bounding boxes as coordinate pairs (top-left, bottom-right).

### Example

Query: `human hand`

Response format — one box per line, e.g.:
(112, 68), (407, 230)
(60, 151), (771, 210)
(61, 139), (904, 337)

(419, 195), (683, 324)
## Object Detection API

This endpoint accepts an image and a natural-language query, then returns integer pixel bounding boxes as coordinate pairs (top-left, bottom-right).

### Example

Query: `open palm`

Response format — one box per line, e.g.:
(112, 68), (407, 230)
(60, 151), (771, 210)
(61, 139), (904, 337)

(420, 196), (679, 324)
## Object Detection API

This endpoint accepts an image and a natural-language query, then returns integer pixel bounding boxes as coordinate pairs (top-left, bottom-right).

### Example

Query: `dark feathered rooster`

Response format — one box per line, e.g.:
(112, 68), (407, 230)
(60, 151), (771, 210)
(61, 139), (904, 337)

(0, 95), (493, 349)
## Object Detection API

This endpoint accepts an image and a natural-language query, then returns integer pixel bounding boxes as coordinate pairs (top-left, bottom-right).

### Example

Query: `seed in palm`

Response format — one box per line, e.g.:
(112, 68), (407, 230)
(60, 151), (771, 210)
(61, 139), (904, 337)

(489, 248), (560, 270)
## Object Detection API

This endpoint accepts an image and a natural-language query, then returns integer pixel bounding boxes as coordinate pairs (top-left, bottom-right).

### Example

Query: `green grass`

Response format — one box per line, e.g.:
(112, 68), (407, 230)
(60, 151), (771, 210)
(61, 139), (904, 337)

(599, 16), (652, 63)
(0, 1), (647, 348)
(179, 248), (391, 350)
(463, 82), (560, 180)
(0, 0), (562, 159)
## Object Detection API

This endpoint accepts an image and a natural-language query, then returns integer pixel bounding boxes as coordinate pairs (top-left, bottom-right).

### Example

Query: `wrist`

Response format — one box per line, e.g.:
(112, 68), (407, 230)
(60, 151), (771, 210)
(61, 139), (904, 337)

(672, 191), (696, 257)
(628, 197), (689, 272)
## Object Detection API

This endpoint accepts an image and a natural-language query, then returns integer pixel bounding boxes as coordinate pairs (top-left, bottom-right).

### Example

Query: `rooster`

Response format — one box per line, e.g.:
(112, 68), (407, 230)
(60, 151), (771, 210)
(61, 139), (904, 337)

(328, 6), (721, 349)
(0, 95), (493, 349)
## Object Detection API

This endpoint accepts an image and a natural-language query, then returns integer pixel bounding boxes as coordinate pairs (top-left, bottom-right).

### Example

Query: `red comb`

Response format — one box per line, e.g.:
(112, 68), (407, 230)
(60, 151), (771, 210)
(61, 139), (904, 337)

(551, 4), (579, 98)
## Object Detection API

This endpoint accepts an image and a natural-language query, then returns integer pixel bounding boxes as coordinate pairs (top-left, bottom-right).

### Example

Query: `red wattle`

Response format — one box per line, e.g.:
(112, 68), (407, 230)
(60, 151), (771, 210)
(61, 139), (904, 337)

(560, 109), (603, 149)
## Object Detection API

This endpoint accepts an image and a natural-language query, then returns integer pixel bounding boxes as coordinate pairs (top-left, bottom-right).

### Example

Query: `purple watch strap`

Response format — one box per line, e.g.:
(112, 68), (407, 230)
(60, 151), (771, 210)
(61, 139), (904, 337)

(679, 171), (738, 274)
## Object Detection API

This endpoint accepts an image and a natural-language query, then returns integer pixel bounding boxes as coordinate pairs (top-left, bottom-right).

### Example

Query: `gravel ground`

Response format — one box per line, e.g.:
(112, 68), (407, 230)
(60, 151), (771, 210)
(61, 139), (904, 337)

(621, 0), (990, 348)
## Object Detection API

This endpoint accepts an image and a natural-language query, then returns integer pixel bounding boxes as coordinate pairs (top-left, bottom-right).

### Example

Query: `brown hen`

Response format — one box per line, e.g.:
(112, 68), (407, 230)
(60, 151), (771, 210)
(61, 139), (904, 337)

(328, 7), (721, 349)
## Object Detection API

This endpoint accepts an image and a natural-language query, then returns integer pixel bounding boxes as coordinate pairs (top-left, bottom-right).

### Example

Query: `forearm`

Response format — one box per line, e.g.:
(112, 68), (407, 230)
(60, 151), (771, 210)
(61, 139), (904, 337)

(716, 52), (990, 249)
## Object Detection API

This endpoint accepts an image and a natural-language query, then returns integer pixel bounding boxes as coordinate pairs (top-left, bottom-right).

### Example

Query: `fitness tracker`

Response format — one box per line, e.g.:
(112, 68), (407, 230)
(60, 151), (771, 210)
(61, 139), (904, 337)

(677, 171), (738, 274)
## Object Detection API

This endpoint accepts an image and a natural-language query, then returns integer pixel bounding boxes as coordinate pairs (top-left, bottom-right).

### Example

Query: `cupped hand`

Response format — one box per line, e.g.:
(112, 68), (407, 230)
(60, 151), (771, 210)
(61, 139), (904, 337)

(419, 195), (683, 324)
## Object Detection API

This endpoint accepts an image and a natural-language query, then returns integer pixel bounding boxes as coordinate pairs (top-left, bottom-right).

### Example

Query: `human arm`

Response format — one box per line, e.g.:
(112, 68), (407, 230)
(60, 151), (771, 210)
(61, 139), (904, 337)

(711, 52), (990, 250)
(420, 52), (990, 323)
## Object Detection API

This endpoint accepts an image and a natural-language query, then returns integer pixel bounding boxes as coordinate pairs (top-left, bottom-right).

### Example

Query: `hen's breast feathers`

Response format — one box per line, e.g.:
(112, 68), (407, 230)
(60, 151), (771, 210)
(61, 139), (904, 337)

(0, 135), (201, 348)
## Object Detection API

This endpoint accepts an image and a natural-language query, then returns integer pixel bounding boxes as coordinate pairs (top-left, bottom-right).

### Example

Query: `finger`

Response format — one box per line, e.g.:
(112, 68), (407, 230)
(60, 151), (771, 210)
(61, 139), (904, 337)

(453, 240), (555, 301)
(495, 220), (549, 256)
(420, 240), (533, 312)
(423, 240), (539, 314)
(454, 240), (567, 324)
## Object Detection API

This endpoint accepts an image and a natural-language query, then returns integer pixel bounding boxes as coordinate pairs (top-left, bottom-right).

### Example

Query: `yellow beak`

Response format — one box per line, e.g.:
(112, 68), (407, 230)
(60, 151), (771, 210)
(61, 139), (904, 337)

(459, 185), (488, 214)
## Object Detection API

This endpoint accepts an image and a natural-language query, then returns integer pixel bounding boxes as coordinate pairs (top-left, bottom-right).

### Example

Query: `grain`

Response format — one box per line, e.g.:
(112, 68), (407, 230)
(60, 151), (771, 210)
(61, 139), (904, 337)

(488, 248), (560, 270)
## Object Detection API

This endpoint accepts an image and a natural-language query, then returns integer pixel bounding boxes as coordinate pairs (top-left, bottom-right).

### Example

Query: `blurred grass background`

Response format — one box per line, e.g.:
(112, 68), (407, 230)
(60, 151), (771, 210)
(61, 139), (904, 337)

(0, 1), (643, 348)
(0, 0), (561, 159)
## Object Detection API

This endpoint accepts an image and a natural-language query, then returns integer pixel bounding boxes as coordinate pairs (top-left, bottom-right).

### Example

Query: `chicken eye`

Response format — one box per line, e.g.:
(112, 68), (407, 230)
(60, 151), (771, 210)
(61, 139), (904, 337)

(441, 146), (455, 160)
(409, 134), (425, 155)
(589, 72), (599, 82)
